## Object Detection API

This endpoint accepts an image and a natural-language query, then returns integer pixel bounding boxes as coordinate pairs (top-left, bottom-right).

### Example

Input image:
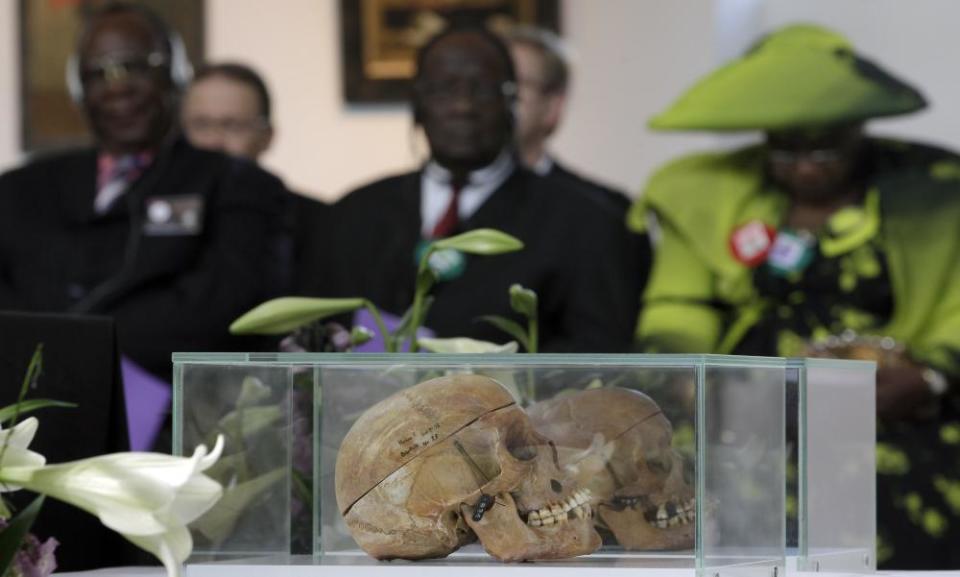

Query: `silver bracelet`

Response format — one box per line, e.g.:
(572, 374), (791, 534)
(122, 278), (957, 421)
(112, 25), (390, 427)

(922, 367), (949, 396)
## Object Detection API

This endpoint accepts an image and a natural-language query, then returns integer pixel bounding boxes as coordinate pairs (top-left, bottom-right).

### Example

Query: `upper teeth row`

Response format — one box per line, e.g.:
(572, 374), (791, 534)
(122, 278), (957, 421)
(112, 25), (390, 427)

(527, 489), (593, 527)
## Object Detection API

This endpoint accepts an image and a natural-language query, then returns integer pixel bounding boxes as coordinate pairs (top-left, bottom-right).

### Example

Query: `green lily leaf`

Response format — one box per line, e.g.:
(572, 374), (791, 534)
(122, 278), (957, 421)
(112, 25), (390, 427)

(202, 450), (247, 480)
(192, 467), (286, 546)
(217, 406), (283, 439)
(229, 297), (366, 335)
(479, 315), (531, 352)
(292, 468), (312, 506)
(432, 228), (524, 255)
(508, 284), (538, 319)
(419, 337), (519, 354)
(0, 400), (76, 424)
(235, 377), (271, 408)
(0, 495), (44, 577)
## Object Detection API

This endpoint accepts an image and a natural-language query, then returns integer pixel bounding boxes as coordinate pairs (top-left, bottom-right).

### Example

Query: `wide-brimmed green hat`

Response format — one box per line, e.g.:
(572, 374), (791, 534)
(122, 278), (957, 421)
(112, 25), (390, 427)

(649, 24), (926, 132)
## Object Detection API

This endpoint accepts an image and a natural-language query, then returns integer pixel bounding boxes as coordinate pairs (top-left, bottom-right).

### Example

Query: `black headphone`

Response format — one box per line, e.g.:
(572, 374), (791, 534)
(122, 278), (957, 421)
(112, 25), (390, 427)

(411, 26), (518, 129)
(65, 4), (193, 103)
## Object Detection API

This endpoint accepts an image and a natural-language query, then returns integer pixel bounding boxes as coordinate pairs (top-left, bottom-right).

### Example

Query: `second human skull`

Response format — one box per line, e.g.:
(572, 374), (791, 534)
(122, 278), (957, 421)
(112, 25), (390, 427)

(529, 387), (695, 550)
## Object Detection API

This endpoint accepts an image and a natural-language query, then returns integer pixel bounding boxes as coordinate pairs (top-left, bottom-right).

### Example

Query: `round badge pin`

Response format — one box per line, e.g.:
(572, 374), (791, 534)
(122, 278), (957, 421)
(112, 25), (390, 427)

(147, 199), (172, 224)
(729, 220), (776, 267)
(414, 239), (467, 282)
(766, 229), (815, 276)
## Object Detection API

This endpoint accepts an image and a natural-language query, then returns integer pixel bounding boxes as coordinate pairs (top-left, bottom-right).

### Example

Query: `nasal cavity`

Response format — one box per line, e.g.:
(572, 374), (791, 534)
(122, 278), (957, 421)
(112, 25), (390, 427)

(550, 479), (562, 493)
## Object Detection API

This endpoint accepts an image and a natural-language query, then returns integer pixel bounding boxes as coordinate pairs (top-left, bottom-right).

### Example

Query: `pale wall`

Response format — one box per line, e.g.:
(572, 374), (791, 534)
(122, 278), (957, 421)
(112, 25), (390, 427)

(0, 4), (18, 173)
(205, 0), (416, 200)
(761, 0), (960, 150)
(0, 0), (719, 201)
(204, 0), (718, 200)
(1, 1), (959, 201)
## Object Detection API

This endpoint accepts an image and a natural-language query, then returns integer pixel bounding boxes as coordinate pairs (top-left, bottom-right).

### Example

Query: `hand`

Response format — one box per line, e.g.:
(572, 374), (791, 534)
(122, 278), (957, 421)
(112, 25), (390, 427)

(876, 364), (937, 422)
(802, 334), (940, 422)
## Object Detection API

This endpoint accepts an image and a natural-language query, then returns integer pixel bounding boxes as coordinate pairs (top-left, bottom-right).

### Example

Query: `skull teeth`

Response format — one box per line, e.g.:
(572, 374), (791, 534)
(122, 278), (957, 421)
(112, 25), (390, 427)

(524, 489), (594, 527)
(635, 497), (696, 529)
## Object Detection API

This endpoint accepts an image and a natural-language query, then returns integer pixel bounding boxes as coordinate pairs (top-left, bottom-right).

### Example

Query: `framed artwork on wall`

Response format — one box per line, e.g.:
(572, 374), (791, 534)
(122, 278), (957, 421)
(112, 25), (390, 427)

(19, 0), (204, 152)
(340, 0), (560, 104)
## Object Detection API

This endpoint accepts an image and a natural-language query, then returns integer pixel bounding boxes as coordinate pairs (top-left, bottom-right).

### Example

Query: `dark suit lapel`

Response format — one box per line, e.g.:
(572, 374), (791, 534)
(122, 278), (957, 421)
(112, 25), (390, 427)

(462, 167), (528, 234)
(67, 141), (184, 314)
(58, 149), (99, 223)
(399, 170), (423, 234)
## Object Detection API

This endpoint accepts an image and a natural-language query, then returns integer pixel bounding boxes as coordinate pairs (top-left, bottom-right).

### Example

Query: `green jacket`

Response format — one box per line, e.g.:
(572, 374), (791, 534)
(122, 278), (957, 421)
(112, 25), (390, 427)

(630, 140), (960, 375)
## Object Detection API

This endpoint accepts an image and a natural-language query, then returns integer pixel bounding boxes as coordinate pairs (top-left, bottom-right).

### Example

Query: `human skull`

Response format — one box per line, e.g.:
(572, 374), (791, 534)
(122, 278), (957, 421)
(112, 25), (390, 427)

(529, 387), (695, 550)
(335, 374), (601, 561)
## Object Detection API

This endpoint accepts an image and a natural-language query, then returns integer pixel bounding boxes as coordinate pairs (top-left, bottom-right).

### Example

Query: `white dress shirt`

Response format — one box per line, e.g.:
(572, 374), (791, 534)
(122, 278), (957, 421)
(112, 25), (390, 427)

(531, 153), (554, 177)
(420, 150), (515, 237)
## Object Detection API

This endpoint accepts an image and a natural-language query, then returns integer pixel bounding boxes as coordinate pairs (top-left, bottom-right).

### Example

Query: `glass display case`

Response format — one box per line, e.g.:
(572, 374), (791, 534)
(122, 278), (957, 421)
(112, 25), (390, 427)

(173, 353), (790, 577)
(794, 358), (876, 573)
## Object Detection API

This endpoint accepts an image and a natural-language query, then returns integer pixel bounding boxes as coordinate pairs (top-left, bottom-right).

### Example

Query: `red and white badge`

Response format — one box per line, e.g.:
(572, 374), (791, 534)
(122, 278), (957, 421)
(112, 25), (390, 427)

(729, 220), (776, 267)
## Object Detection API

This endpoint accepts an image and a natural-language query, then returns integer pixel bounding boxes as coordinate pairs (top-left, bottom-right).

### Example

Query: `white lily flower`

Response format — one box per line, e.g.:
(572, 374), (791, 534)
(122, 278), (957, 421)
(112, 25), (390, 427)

(0, 435), (225, 577)
(0, 417), (46, 489)
(418, 337), (519, 354)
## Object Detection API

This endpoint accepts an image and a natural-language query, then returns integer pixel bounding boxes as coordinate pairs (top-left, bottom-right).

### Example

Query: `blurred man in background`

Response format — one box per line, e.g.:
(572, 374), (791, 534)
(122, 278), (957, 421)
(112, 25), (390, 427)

(0, 3), (289, 383)
(506, 25), (630, 209)
(181, 61), (274, 161)
(299, 26), (640, 352)
(506, 25), (650, 296)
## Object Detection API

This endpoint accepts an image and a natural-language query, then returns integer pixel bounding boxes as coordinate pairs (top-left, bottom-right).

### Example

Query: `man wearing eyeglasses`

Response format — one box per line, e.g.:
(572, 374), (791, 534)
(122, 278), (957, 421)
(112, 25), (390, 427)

(506, 26), (631, 209)
(0, 3), (290, 383)
(631, 24), (960, 569)
(299, 26), (640, 352)
(181, 62), (274, 162)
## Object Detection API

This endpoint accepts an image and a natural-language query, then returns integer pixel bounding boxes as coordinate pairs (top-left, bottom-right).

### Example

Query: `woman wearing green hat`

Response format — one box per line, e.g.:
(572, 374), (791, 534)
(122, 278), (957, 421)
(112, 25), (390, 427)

(632, 24), (960, 568)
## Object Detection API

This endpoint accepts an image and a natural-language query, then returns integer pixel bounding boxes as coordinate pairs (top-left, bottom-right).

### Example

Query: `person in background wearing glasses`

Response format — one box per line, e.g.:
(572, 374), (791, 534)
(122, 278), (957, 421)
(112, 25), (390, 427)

(181, 62), (274, 161)
(506, 26), (630, 208)
(0, 2), (290, 385)
(181, 61), (301, 294)
(506, 24), (651, 298)
(298, 26), (640, 352)
(630, 24), (960, 569)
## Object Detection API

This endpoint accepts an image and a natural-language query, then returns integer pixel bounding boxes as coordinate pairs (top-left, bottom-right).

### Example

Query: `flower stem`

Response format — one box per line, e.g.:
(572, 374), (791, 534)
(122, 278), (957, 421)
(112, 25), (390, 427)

(528, 317), (538, 354)
(407, 247), (436, 353)
(0, 345), (43, 470)
(362, 300), (392, 353)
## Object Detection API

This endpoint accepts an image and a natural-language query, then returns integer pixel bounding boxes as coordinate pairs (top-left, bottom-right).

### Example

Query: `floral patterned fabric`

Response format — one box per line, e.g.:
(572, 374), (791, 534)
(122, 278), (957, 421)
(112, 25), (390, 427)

(733, 192), (960, 569)
(634, 140), (960, 569)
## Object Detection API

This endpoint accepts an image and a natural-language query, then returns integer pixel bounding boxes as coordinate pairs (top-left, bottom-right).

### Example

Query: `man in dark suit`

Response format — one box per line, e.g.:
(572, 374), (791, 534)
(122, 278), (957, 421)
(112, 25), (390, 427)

(507, 25), (651, 293)
(505, 26), (627, 206)
(0, 3), (289, 381)
(299, 27), (639, 352)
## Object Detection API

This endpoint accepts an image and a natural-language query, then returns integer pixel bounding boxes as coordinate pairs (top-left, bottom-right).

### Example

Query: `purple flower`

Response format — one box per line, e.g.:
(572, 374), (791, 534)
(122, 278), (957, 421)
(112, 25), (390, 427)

(11, 532), (58, 577)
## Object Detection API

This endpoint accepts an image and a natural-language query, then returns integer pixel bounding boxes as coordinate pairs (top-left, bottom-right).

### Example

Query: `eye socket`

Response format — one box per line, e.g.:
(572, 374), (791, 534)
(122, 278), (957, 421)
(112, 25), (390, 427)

(503, 418), (542, 461)
(507, 440), (538, 461)
(647, 454), (673, 476)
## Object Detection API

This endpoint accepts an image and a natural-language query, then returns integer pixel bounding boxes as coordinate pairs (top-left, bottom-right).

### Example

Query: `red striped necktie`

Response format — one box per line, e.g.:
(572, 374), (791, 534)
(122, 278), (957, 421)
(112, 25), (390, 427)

(95, 152), (153, 214)
(431, 181), (463, 238)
